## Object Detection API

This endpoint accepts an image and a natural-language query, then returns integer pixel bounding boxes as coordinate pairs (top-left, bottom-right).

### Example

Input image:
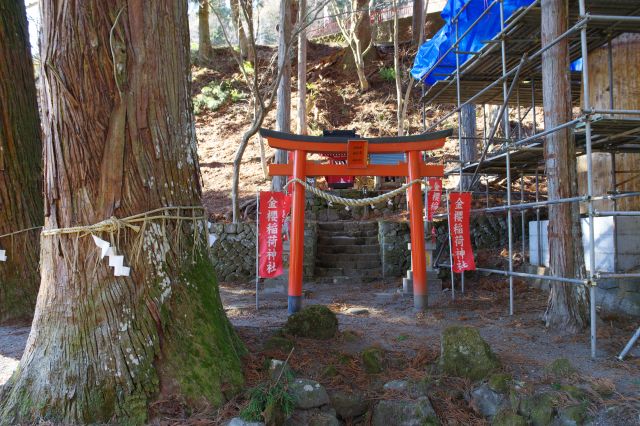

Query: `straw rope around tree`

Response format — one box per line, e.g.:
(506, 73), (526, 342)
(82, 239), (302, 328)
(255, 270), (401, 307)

(284, 177), (430, 207)
(1, 180), (431, 265)
(36, 206), (210, 273)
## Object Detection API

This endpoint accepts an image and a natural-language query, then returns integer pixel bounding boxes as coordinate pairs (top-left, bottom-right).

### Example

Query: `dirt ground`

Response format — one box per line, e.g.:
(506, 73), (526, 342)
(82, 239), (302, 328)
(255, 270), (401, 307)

(1, 275), (638, 424)
(218, 275), (640, 424)
(0, 323), (30, 387)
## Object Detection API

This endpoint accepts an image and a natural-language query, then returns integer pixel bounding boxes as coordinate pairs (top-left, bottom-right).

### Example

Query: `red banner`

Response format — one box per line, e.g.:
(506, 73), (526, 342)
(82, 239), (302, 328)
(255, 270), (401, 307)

(258, 192), (291, 278)
(448, 192), (476, 273)
(427, 177), (442, 221)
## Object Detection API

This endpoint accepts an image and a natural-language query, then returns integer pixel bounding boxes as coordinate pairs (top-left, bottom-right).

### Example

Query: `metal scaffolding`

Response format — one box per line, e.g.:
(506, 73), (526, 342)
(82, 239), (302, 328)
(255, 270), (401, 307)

(421, 0), (640, 358)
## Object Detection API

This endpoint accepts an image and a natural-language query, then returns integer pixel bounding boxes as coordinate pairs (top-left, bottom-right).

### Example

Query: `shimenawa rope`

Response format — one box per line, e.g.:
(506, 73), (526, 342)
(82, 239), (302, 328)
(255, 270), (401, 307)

(283, 177), (429, 207)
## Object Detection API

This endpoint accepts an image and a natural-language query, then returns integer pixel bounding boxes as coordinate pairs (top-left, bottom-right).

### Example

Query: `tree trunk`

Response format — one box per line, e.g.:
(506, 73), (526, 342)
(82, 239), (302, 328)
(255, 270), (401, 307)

(412, 0), (424, 46)
(273, 0), (292, 191)
(0, 2), (244, 424)
(355, 0), (372, 49)
(0, 0), (43, 323)
(231, 0), (250, 60)
(460, 104), (477, 189)
(394, 0), (403, 135)
(541, 0), (588, 331)
(297, 0), (308, 135)
(198, 0), (213, 62)
(353, 0), (371, 92)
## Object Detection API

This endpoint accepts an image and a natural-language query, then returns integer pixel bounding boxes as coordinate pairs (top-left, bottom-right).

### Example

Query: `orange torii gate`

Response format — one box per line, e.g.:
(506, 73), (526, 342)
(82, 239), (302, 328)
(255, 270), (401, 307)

(259, 128), (452, 314)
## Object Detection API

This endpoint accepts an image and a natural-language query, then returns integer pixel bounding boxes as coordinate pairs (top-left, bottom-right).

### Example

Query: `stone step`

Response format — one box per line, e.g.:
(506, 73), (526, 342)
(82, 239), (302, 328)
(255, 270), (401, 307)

(315, 258), (381, 269)
(317, 228), (379, 238)
(314, 266), (381, 279)
(315, 276), (378, 284)
(316, 252), (380, 263)
(316, 235), (379, 246)
(317, 221), (379, 232)
(316, 244), (381, 255)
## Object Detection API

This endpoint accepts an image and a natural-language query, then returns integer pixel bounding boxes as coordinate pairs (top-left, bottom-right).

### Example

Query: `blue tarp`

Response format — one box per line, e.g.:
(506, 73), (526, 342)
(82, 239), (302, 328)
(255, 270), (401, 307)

(411, 0), (535, 84)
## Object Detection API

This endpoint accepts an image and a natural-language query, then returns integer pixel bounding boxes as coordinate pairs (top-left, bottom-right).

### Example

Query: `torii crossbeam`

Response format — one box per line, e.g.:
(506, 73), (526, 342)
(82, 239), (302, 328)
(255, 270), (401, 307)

(260, 128), (453, 314)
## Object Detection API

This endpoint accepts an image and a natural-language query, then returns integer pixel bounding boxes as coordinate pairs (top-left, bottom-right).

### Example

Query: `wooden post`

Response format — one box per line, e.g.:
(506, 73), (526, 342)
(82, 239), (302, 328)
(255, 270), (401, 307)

(288, 149), (306, 314)
(408, 150), (428, 310)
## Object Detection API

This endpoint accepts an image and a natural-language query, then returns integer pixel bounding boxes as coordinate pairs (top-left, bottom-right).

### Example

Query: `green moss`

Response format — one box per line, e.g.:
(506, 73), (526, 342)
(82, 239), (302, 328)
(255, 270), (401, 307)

(492, 409), (527, 426)
(116, 394), (148, 426)
(362, 346), (385, 374)
(164, 255), (245, 406)
(283, 305), (338, 339)
(558, 403), (588, 425)
(544, 358), (576, 379)
(338, 353), (353, 365)
(520, 393), (556, 426)
(488, 373), (512, 394)
(322, 364), (339, 378)
(439, 326), (500, 381)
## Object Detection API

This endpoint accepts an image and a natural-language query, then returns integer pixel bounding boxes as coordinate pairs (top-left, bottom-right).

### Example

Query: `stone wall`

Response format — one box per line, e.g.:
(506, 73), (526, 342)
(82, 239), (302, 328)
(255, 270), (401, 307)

(307, 189), (407, 222)
(378, 220), (411, 277)
(210, 223), (257, 282)
(524, 265), (640, 317)
(209, 222), (317, 282)
(281, 222), (318, 279)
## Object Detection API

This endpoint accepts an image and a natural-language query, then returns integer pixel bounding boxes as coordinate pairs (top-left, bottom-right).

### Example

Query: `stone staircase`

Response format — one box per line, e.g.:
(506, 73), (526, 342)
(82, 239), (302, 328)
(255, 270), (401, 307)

(314, 221), (382, 283)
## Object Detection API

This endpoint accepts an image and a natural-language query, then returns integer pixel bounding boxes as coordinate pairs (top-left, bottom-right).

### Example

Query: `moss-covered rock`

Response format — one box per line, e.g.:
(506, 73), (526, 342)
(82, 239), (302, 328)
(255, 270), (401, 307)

(492, 409), (527, 426)
(372, 398), (439, 426)
(283, 305), (338, 339)
(362, 347), (385, 374)
(329, 390), (369, 420)
(469, 384), (508, 417)
(439, 326), (500, 381)
(488, 373), (512, 394)
(557, 403), (588, 425)
(544, 358), (576, 379)
(519, 393), (556, 426)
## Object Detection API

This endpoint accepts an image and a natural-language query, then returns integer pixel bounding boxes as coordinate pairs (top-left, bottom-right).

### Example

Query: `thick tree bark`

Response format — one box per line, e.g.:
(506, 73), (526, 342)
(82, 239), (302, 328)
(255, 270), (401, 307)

(0, 2), (244, 424)
(0, 0), (43, 323)
(198, 0), (214, 62)
(273, 0), (292, 191)
(541, 0), (588, 331)
(460, 104), (477, 189)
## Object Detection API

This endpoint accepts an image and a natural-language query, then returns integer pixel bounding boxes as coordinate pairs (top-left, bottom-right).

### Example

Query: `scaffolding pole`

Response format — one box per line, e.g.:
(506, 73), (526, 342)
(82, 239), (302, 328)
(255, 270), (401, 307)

(579, 0), (598, 359)
(499, 0), (515, 316)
